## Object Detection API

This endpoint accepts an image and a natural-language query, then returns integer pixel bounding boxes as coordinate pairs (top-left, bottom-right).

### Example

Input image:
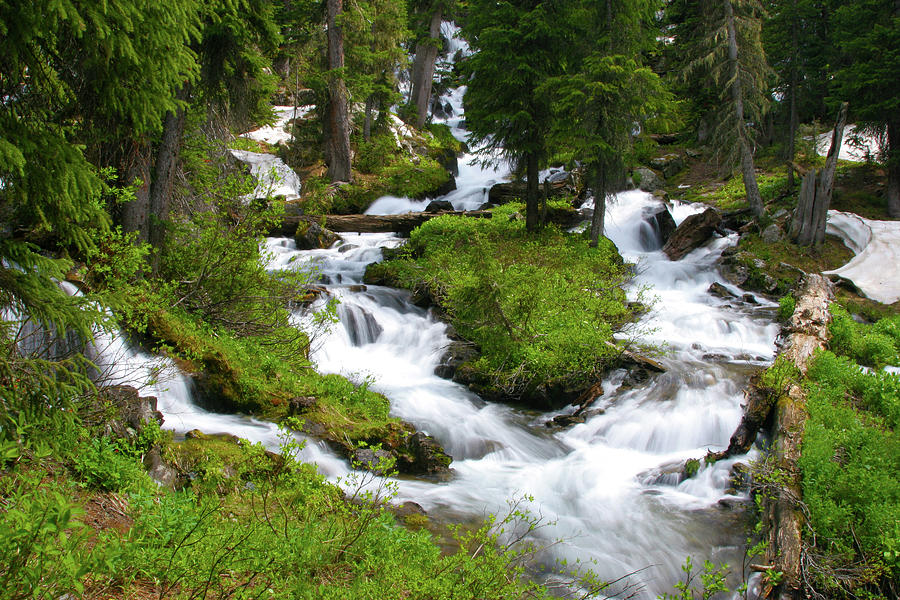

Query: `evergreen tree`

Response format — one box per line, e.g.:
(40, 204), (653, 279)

(462, 0), (572, 232)
(0, 0), (199, 336)
(325, 0), (354, 182)
(547, 0), (670, 247)
(828, 0), (900, 218)
(676, 0), (773, 217)
(407, 0), (454, 128)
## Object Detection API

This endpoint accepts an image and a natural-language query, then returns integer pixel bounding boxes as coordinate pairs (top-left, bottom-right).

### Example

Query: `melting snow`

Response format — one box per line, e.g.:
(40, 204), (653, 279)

(825, 211), (900, 304)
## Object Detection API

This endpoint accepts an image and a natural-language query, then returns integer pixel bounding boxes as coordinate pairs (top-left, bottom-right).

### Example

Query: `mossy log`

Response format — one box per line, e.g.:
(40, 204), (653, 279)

(269, 210), (492, 237)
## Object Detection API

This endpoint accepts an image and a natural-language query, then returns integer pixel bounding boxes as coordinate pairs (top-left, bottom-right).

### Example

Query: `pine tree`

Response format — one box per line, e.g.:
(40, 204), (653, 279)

(828, 0), (900, 218)
(462, 0), (572, 232)
(676, 0), (773, 217)
(546, 0), (670, 246)
(325, 0), (354, 182)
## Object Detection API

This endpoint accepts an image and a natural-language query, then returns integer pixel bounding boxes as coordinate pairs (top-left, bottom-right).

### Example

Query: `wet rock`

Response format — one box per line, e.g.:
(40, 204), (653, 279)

(430, 177), (457, 198)
(347, 284), (367, 292)
(641, 204), (677, 250)
(649, 153), (685, 179)
(741, 293), (758, 304)
(186, 429), (208, 440)
(392, 501), (427, 522)
(295, 221), (339, 250)
(435, 339), (479, 380)
(353, 447), (395, 472)
(425, 200), (454, 212)
(708, 282), (737, 299)
(730, 462), (752, 492)
(102, 385), (163, 440)
(633, 167), (664, 192)
(144, 446), (179, 489)
(546, 414), (586, 428)
(337, 243), (359, 253)
(288, 396), (317, 415)
(396, 432), (452, 477)
(662, 208), (722, 260)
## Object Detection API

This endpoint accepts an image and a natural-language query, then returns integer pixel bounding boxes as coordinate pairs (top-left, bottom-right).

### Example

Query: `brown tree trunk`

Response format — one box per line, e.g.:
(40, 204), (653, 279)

(725, 0), (765, 218)
(589, 169), (606, 248)
(792, 103), (848, 246)
(888, 118), (900, 218)
(409, 7), (442, 129)
(120, 142), (153, 243)
(325, 0), (352, 183)
(148, 86), (189, 275)
(525, 152), (540, 233)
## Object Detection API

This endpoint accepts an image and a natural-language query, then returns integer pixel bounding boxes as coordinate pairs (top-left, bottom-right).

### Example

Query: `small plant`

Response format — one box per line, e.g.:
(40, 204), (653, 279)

(777, 294), (796, 321)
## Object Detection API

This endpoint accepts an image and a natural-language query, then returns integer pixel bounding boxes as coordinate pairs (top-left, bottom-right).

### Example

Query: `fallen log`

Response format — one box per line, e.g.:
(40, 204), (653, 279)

(269, 210), (492, 237)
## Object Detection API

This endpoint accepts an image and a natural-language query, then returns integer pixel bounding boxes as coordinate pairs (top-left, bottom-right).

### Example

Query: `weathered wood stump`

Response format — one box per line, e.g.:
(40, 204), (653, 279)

(269, 210), (492, 237)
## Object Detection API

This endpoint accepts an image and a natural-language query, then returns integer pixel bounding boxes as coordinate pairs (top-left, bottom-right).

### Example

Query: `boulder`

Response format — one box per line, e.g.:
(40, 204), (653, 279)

(396, 432), (452, 477)
(708, 282), (737, 299)
(144, 446), (179, 489)
(641, 204), (677, 250)
(288, 396), (317, 414)
(633, 167), (664, 192)
(662, 208), (722, 260)
(102, 385), (163, 439)
(435, 339), (479, 380)
(488, 177), (574, 204)
(649, 154), (685, 179)
(761, 223), (783, 244)
(352, 447), (395, 473)
(295, 221), (339, 250)
(424, 200), (454, 213)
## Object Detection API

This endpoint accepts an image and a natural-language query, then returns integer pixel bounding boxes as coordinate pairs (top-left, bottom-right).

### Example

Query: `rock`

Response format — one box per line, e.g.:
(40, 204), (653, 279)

(708, 282), (737, 299)
(102, 385), (163, 440)
(185, 429), (208, 440)
(546, 414), (586, 428)
(761, 224), (782, 244)
(633, 167), (664, 192)
(353, 447), (395, 472)
(424, 200), (454, 213)
(288, 396), (317, 414)
(641, 204), (678, 250)
(662, 208), (722, 260)
(652, 189), (669, 202)
(295, 221), (339, 250)
(144, 446), (178, 489)
(685, 148), (702, 159)
(435, 339), (479, 380)
(741, 293), (758, 304)
(508, 211), (525, 222)
(488, 178), (574, 204)
(430, 176), (457, 198)
(649, 154), (685, 179)
(397, 432), (452, 477)
(393, 501), (427, 520)
(347, 284), (367, 292)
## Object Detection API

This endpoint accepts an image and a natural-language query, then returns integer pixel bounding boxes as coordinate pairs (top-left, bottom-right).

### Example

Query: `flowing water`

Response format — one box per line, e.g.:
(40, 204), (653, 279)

(80, 23), (781, 597)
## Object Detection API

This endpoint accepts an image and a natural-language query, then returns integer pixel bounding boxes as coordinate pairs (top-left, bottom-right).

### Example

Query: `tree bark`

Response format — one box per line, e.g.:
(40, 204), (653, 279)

(120, 142), (153, 243)
(325, 0), (352, 183)
(589, 169), (606, 248)
(148, 86), (189, 275)
(525, 152), (540, 233)
(792, 102), (847, 246)
(786, 2), (799, 188)
(725, 0), (765, 218)
(409, 6), (442, 129)
(888, 118), (900, 218)
(271, 210), (492, 237)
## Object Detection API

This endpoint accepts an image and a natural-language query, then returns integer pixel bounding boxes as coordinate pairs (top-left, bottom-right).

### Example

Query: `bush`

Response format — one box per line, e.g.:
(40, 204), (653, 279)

(829, 305), (900, 369)
(373, 204), (637, 402)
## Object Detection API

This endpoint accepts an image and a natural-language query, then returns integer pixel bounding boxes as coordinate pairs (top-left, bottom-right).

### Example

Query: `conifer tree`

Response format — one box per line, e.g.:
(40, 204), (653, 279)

(676, 0), (772, 217)
(408, 0), (453, 128)
(462, 0), (572, 233)
(828, 0), (900, 218)
(325, 0), (354, 182)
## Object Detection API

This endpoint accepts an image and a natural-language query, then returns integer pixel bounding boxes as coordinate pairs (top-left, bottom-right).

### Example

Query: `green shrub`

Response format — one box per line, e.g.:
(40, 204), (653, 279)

(829, 305), (900, 369)
(374, 205), (637, 401)
(777, 295), (796, 321)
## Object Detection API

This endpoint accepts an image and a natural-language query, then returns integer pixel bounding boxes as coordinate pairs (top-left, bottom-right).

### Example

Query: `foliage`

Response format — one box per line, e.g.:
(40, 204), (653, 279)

(371, 205), (636, 401)
(658, 556), (731, 600)
(777, 294), (796, 321)
(829, 305), (900, 370)
(799, 350), (900, 595)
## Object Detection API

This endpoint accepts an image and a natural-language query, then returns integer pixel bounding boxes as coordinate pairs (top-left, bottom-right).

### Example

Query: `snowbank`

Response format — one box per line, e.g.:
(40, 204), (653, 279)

(825, 211), (900, 304)
(816, 124), (886, 162)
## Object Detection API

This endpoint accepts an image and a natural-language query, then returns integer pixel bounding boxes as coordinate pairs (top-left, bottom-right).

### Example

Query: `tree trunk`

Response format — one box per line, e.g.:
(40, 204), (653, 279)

(888, 118), (900, 218)
(148, 86), (189, 275)
(120, 142), (153, 243)
(792, 103), (848, 246)
(786, 3), (799, 188)
(725, 0), (765, 218)
(409, 7), (442, 129)
(589, 169), (606, 248)
(325, 0), (352, 183)
(525, 152), (540, 233)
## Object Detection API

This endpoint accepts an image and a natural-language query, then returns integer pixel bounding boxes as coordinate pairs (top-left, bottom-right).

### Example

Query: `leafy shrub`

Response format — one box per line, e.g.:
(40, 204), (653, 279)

(777, 294), (796, 321)
(374, 205), (636, 401)
(829, 305), (900, 369)
(73, 437), (153, 493)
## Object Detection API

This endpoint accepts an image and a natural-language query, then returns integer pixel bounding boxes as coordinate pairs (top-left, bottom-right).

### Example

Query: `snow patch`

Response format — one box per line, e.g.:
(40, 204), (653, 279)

(825, 211), (900, 304)
(816, 124), (886, 163)
(229, 149), (302, 201)
(241, 105), (313, 146)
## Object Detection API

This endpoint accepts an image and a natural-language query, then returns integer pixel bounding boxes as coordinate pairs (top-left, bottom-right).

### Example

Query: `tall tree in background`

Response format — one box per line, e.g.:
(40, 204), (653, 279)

(764, 0), (831, 186)
(325, 0), (353, 182)
(462, 0), (571, 233)
(547, 0), (670, 247)
(828, 0), (900, 218)
(0, 0), (199, 333)
(408, 0), (450, 128)
(678, 0), (772, 217)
